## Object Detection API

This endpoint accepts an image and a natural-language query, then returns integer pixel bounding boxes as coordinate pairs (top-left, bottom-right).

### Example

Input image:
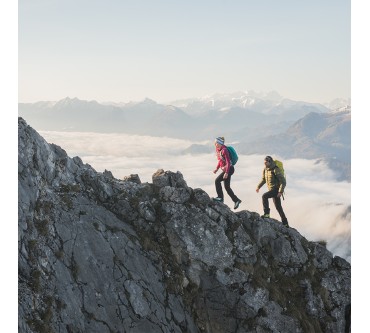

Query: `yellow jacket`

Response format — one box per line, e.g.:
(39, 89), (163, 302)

(257, 161), (286, 193)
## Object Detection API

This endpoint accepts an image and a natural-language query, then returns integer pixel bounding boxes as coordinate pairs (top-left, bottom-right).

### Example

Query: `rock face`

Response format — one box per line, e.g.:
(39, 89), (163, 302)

(18, 117), (350, 333)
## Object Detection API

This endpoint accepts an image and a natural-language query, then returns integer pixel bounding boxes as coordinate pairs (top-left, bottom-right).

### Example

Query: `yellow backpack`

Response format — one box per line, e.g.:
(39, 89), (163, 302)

(274, 159), (285, 181)
(273, 159), (286, 199)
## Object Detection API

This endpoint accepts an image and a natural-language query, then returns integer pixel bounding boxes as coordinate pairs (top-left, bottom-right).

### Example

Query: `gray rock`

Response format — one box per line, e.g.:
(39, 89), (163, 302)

(18, 117), (351, 333)
(123, 173), (141, 184)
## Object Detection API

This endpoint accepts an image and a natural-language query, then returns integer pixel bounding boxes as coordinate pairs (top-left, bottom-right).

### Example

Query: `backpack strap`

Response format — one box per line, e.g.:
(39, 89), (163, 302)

(219, 148), (225, 161)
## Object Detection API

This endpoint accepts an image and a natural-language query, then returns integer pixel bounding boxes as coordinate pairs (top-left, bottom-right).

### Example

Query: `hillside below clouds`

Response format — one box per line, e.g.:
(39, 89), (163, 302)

(19, 118), (350, 333)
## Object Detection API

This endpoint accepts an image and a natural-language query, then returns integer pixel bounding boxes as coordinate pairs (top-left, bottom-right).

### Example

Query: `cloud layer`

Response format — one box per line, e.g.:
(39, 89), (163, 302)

(40, 131), (351, 262)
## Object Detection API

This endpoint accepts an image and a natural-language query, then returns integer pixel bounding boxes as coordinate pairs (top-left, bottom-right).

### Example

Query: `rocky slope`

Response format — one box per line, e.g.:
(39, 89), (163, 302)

(18, 117), (350, 333)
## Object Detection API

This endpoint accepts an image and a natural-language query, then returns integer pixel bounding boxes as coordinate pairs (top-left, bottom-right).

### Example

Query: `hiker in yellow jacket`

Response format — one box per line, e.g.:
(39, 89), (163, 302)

(256, 156), (289, 227)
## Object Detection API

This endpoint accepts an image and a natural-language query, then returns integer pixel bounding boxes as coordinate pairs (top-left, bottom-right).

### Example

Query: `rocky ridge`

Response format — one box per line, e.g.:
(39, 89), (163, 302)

(18, 117), (350, 333)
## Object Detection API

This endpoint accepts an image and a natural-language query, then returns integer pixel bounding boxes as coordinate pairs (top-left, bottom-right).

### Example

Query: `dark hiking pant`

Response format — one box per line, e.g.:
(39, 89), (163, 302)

(215, 166), (240, 203)
(262, 188), (287, 222)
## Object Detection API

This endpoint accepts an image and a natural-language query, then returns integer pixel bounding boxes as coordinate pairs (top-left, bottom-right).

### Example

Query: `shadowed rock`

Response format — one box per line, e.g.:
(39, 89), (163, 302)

(18, 117), (350, 333)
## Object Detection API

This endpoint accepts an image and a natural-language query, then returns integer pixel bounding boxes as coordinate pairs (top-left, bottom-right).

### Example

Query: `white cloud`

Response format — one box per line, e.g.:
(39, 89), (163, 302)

(40, 131), (351, 262)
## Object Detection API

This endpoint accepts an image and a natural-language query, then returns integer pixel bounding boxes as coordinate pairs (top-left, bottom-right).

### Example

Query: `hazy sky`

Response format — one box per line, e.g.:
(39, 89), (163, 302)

(18, 0), (350, 104)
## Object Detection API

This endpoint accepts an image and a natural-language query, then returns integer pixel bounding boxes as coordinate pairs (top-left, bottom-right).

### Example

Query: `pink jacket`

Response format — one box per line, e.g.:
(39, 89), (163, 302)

(215, 145), (231, 173)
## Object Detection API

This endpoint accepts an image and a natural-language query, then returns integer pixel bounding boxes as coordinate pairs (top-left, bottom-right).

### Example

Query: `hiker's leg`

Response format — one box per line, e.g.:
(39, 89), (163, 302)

(215, 172), (225, 199)
(273, 195), (287, 221)
(224, 167), (239, 202)
(262, 189), (276, 214)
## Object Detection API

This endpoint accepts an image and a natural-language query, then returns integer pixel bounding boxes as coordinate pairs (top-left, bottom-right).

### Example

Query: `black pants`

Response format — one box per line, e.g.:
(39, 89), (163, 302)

(215, 166), (240, 202)
(262, 188), (287, 222)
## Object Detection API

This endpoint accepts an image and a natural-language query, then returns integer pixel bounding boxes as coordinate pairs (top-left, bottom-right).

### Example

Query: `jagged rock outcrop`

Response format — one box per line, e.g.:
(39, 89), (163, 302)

(18, 117), (350, 333)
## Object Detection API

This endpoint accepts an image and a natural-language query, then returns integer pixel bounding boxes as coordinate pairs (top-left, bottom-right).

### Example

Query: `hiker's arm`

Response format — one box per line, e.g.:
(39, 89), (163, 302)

(214, 160), (221, 173)
(256, 181), (265, 191)
(256, 170), (266, 191)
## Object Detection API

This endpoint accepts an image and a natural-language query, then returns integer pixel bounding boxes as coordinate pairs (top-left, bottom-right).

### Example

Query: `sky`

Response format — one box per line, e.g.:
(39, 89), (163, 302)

(18, 0), (350, 104)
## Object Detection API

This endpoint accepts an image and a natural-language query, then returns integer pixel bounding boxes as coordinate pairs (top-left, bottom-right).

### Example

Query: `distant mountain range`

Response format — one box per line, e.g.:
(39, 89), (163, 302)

(183, 108), (351, 181)
(239, 110), (351, 181)
(18, 92), (351, 181)
(18, 93), (339, 138)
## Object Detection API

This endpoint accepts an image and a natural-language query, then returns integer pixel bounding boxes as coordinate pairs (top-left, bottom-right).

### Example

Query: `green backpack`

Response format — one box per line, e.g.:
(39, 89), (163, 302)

(274, 159), (285, 181)
(273, 159), (286, 199)
(226, 146), (238, 165)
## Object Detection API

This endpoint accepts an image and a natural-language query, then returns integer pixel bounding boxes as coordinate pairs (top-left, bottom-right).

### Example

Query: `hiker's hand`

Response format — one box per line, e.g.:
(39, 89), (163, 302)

(223, 173), (228, 179)
(213, 169), (218, 174)
(277, 192), (282, 198)
(256, 188), (259, 193)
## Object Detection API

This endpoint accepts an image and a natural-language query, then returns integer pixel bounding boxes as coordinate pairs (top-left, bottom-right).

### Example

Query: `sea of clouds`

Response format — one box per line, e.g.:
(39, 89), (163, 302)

(40, 131), (351, 262)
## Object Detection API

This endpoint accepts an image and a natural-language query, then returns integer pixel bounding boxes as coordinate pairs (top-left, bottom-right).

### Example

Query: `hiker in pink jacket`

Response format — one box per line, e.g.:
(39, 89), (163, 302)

(213, 137), (242, 210)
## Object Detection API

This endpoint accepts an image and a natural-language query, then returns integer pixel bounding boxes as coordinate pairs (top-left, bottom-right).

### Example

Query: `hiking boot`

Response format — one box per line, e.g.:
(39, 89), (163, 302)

(261, 213), (270, 218)
(213, 197), (224, 203)
(282, 220), (289, 228)
(234, 200), (242, 210)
